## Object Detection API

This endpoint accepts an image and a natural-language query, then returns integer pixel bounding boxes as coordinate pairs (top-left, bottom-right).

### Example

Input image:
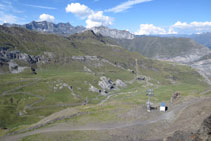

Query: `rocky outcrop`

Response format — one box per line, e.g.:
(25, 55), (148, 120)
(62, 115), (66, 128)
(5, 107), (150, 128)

(170, 92), (181, 103)
(98, 76), (115, 90)
(88, 84), (99, 93)
(195, 114), (211, 140)
(89, 76), (127, 95)
(83, 66), (92, 73)
(91, 26), (135, 39)
(115, 79), (127, 87)
(0, 46), (47, 74)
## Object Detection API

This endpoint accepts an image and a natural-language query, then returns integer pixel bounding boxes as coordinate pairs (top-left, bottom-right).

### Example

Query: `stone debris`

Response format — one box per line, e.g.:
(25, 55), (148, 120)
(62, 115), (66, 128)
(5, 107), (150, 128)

(89, 84), (99, 93)
(115, 79), (127, 88)
(51, 80), (71, 92)
(84, 66), (92, 73)
(8, 61), (27, 74)
(170, 92), (181, 103)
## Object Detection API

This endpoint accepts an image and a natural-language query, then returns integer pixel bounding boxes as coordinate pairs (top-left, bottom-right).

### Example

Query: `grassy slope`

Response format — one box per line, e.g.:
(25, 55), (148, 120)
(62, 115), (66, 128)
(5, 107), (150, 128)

(114, 36), (206, 58)
(0, 26), (209, 135)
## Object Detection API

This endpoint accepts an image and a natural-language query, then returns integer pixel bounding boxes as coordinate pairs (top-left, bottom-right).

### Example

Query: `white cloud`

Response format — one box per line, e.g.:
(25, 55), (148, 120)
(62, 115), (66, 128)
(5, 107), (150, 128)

(0, 1), (24, 24)
(86, 11), (113, 28)
(65, 3), (93, 19)
(66, 3), (113, 28)
(135, 21), (211, 35)
(172, 21), (211, 28)
(39, 14), (55, 22)
(23, 4), (56, 10)
(0, 12), (18, 24)
(135, 24), (167, 35)
(106, 0), (152, 13)
(171, 21), (211, 34)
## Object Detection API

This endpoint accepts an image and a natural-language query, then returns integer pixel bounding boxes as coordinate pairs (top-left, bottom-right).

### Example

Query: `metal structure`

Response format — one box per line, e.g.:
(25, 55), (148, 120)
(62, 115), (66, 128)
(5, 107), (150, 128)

(146, 89), (154, 112)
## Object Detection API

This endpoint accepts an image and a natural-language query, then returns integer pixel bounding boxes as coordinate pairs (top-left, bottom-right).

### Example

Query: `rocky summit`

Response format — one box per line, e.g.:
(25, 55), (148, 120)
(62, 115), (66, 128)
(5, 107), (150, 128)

(91, 26), (135, 39)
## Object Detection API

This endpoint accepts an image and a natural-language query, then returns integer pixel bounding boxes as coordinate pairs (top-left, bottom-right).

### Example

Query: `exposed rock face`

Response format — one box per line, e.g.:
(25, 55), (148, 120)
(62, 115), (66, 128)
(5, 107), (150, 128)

(115, 79), (127, 88)
(88, 84), (99, 93)
(98, 76), (115, 90)
(195, 114), (211, 141)
(83, 66), (92, 73)
(190, 53), (211, 84)
(89, 76), (127, 95)
(0, 46), (51, 74)
(0, 47), (39, 64)
(8, 61), (27, 74)
(91, 26), (135, 39)
(3, 21), (86, 36)
(158, 48), (211, 85)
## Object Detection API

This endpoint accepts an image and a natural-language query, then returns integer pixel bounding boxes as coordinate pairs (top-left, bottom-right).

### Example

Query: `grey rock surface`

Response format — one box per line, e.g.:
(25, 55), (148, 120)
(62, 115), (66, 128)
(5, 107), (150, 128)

(92, 26), (135, 39)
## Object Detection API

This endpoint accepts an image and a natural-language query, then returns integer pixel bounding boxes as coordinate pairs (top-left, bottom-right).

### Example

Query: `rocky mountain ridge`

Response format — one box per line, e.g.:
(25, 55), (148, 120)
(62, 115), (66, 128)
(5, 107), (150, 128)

(3, 21), (86, 36)
(3, 21), (135, 39)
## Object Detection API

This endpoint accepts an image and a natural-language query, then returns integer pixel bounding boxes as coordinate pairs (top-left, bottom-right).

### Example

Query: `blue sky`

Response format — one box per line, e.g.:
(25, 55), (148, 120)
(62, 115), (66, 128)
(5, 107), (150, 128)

(0, 0), (211, 35)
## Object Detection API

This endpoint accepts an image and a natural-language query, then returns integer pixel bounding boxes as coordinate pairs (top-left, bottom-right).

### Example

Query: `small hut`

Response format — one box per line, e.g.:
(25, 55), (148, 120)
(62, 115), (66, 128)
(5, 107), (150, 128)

(160, 102), (167, 112)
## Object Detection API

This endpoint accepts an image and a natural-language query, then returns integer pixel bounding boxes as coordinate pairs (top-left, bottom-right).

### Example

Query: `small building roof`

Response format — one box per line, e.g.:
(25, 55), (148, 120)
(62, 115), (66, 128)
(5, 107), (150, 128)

(160, 102), (166, 107)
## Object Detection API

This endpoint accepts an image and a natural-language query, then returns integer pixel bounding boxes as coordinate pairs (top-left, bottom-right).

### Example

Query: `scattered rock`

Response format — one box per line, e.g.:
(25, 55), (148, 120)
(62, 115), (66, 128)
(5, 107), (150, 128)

(51, 80), (72, 92)
(166, 131), (194, 141)
(115, 79), (127, 87)
(136, 76), (145, 81)
(84, 66), (92, 73)
(18, 111), (23, 116)
(8, 61), (27, 74)
(89, 84), (99, 93)
(170, 92), (181, 103)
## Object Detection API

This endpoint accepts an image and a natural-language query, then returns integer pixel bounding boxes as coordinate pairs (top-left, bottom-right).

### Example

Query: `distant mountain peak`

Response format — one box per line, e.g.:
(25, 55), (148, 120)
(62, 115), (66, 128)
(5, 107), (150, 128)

(3, 21), (85, 36)
(91, 26), (135, 39)
(3, 21), (135, 39)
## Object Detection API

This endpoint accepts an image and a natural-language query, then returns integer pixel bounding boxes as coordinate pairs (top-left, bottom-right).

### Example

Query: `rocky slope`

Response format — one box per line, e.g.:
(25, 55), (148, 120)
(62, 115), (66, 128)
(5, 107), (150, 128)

(167, 114), (211, 141)
(91, 26), (135, 39)
(114, 36), (211, 84)
(3, 21), (86, 36)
